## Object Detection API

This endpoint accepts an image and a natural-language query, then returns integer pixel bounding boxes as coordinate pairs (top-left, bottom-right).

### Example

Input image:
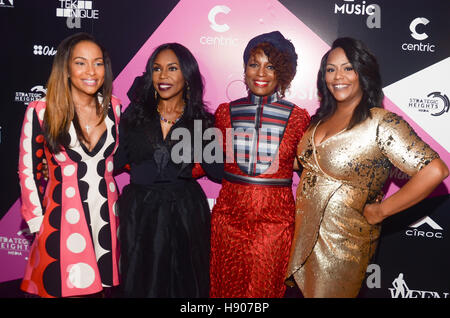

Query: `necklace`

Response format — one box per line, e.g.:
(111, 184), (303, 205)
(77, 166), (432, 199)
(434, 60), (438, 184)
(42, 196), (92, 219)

(157, 107), (184, 125)
(75, 102), (98, 135)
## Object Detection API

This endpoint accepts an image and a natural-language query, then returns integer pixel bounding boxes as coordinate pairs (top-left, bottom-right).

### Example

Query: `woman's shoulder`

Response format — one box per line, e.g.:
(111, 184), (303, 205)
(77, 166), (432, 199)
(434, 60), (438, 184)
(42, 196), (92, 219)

(25, 98), (47, 123)
(370, 107), (406, 125)
(369, 106), (390, 118)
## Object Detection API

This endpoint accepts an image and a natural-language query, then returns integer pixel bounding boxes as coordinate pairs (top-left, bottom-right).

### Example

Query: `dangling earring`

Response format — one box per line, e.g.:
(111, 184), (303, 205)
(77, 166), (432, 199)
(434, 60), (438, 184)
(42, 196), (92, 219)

(154, 89), (158, 100)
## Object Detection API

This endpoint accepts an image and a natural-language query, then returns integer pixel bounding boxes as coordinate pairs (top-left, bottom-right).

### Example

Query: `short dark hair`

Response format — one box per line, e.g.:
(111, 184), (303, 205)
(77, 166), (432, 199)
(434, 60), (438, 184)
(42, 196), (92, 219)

(312, 37), (384, 129)
(247, 42), (297, 97)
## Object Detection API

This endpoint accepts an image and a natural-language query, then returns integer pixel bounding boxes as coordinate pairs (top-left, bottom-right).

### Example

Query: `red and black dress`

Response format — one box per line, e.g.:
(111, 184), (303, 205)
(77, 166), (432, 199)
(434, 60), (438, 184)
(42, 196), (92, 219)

(210, 92), (310, 297)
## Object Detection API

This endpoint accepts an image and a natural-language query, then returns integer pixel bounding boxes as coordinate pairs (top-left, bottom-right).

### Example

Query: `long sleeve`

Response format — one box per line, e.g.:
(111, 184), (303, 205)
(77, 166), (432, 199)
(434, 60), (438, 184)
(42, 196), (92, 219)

(18, 102), (46, 233)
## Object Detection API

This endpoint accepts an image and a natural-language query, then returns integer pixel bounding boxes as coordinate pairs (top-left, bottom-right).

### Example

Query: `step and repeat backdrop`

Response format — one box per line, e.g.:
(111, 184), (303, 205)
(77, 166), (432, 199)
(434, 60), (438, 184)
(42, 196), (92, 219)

(0, 0), (449, 298)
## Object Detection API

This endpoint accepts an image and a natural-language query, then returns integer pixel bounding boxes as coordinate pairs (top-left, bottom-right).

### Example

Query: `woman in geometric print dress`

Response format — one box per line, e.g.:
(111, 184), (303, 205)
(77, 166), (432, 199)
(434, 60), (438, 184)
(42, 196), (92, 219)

(18, 33), (121, 297)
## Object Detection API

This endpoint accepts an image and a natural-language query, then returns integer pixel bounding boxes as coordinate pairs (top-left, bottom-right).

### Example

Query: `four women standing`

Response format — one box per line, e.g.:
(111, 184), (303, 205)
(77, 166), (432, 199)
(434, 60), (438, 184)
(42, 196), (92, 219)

(17, 31), (448, 298)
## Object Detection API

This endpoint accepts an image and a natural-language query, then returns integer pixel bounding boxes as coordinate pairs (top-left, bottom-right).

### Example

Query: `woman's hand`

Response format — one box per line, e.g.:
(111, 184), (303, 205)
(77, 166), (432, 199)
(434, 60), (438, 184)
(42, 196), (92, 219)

(363, 203), (385, 225)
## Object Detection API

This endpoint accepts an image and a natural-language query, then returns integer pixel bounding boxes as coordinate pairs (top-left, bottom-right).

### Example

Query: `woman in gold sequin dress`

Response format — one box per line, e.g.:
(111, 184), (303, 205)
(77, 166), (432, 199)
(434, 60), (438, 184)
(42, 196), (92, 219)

(285, 37), (449, 298)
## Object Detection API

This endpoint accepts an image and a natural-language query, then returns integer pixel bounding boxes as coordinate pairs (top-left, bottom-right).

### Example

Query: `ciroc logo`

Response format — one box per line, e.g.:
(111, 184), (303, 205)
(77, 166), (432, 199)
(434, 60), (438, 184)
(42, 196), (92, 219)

(405, 216), (444, 239)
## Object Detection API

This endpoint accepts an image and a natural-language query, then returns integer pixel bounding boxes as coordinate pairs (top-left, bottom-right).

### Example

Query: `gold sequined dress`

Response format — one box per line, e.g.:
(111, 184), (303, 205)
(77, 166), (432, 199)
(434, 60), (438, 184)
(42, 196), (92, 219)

(286, 108), (439, 297)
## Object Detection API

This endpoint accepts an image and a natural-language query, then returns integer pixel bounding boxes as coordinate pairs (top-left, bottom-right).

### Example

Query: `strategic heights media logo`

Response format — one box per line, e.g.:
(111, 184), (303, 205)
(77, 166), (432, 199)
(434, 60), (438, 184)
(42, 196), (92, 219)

(408, 91), (450, 117)
(15, 85), (47, 106)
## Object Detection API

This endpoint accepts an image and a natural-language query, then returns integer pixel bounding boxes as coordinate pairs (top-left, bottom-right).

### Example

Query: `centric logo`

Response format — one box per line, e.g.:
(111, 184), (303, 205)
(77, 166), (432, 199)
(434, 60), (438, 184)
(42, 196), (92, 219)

(410, 17), (430, 40)
(208, 5), (231, 33)
(402, 17), (436, 52)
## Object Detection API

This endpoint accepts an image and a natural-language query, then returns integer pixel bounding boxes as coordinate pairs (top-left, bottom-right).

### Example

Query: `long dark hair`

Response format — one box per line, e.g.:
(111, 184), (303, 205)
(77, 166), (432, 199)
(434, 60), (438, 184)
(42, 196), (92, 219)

(312, 37), (384, 129)
(44, 32), (113, 153)
(123, 43), (213, 136)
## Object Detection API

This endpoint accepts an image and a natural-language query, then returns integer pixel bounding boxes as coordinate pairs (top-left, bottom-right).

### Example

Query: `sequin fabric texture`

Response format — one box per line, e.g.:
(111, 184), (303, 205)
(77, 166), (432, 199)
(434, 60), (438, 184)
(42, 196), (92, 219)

(286, 108), (439, 297)
(210, 93), (310, 298)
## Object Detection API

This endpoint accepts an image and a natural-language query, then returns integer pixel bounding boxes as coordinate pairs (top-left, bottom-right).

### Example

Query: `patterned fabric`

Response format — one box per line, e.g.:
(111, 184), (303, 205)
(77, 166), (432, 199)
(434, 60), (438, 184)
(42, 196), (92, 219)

(210, 95), (310, 298)
(230, 92), (294, 176)
(18, 97), (121, 298)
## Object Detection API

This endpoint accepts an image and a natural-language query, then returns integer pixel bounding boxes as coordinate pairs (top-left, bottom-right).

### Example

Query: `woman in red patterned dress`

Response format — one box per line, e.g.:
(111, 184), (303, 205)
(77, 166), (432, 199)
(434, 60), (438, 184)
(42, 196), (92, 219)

(18, 33), (121, 297)
(210, 31), (310, 297)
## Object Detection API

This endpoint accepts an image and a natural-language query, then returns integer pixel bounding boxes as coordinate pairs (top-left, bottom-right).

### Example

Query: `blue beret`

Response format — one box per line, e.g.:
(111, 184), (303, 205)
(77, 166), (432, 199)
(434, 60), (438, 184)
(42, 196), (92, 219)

(243, 31), (297, 67)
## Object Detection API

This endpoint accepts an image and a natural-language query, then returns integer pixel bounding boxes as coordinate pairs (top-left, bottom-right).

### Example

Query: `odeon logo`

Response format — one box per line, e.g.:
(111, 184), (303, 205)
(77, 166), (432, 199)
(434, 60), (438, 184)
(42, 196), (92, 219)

(200, 5), (238, 47)
(405, 216), (443, 239)
(402, 17), (436, 52)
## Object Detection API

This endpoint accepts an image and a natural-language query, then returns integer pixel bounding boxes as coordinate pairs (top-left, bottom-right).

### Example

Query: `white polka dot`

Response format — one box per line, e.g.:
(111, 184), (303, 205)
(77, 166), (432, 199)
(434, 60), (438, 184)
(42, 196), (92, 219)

(65, 208), (80, 224)
(67, 263), (96, 289)
(113, 202), (118, 216)
(38, 109), (45, 121)
(54, 153), (66, 162)
(22, 138), (31, 151)
(23, 123), (32, 137)
(32, 207), (41, 216)
(22, 154), (32, 168)
(65, 187), (76, 198)
(26, 108), (34, 121)
(25, 177), (35, 190)
(66, 233), (86, 254)
(109, 182), (116, 193)
(107, 161), (114, 172)
(29, 192), (40, 206)
(63, 165), (75, 176)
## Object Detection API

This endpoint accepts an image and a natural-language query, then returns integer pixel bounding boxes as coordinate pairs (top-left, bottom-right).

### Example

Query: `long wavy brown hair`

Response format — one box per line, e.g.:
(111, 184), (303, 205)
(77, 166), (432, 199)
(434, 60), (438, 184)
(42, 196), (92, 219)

(44, 32), (113, 153)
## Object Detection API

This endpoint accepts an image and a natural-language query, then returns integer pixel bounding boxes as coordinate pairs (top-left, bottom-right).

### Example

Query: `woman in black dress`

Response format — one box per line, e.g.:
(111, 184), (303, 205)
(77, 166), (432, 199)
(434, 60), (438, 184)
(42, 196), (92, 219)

(115, 43), (217, 297)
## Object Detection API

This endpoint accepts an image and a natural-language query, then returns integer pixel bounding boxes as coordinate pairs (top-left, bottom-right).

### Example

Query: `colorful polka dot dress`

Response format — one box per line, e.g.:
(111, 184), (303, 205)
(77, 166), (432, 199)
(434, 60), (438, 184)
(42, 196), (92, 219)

(18, 97), (121, 297)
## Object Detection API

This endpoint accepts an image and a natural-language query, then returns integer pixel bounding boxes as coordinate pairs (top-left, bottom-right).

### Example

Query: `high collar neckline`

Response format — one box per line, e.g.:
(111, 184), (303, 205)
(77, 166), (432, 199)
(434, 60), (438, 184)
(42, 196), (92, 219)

(249, 91), (279, 105)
